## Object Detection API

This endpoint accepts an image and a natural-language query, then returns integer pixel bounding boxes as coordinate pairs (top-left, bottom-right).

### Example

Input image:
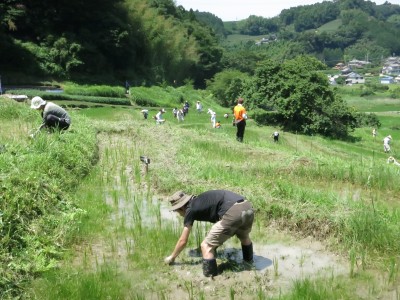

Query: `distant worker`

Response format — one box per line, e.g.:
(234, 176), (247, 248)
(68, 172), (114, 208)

(233, 97), (247, 142)
(30, 96), (71, 138)
(182, 105), (188, 116)
(155, 108), (166, 124)
(184, 101), (190, 115)
(177, 108), (184, 122)
(271, 131), (279, 143)
(372, 128), (377, 140)
(215, 121), (221, 129)
(383, 135), (392, 153)
(387, 156), (400, 166)
(207, 108), (216, 128)
(141, 109), (149, 120)
(224, 113), (229, 119)
(196, 101), (203, 113)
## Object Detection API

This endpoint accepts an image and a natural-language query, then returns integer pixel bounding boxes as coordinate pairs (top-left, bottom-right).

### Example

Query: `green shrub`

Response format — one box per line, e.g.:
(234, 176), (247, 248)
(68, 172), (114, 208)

(63, 83), (126, 98)
(132, 95), (158, 107)
(251, 109), (281, 126)
(354, 112), (381, 128)
(7, 89), (131, 106)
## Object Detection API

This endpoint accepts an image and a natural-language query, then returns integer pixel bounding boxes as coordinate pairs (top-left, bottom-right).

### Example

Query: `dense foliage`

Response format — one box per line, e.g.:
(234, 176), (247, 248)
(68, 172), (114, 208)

(2, 0), (400, 86)
(0, 0), (222, 87)
(243, 56), (358, 138)
(222, 0), (400, 69)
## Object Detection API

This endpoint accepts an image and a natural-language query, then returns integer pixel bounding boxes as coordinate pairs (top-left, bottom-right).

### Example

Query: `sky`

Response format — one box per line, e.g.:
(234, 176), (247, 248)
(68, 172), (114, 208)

(175, 0), (400, 21)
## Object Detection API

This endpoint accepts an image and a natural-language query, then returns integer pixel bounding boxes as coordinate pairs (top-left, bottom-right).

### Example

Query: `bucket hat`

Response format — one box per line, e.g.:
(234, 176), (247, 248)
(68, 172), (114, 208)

(30, 96), (46, 109)
(169, 191), (193, 211)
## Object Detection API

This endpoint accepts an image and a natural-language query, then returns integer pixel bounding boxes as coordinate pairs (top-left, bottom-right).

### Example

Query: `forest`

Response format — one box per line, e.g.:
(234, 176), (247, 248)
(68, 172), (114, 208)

(2, 0), (400, 87)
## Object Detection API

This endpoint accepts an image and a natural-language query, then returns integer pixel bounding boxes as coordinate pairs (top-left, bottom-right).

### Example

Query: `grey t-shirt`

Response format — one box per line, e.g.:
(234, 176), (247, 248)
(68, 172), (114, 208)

(43, 102), (71, 124)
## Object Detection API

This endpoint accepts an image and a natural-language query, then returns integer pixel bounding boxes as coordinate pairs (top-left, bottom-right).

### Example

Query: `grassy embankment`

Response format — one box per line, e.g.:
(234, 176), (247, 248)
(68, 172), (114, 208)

(2, 83), (400, 299)
(0, 97), (98, 298)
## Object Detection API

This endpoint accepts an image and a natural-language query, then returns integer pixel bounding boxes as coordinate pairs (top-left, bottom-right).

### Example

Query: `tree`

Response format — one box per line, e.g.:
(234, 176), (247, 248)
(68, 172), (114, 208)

(0, 0), (25, 32)
(244, 56), (357, 139)
(206, 70), (250, 107)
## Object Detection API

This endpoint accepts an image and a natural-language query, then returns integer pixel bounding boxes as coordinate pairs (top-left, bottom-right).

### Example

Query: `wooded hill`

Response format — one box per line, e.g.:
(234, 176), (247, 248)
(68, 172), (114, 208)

(1, 0), (400, 86)
(201, 0), (400, 70)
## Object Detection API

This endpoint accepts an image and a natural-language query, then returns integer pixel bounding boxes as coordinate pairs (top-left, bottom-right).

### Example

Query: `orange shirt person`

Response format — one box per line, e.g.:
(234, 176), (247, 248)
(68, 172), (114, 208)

(233, 98), (247, 142)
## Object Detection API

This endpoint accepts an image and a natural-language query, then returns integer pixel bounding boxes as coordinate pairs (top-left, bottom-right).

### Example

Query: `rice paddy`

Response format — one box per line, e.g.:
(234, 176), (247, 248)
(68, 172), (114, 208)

(2, 93), (400, 299)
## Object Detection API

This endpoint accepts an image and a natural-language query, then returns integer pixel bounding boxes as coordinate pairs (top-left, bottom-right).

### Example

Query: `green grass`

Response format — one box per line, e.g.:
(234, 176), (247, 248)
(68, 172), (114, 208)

(0, 97), (98, 299)
(3, 86), (400, 299)
(347, 96), (400, 113)
(317, 18), (342, 33)
(223, 34), (265, 46)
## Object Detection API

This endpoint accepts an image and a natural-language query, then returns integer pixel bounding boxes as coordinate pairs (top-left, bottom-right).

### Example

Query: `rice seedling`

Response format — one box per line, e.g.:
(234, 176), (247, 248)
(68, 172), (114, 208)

(387, 257), (399, 285)
(273, 256), (279, 277)
(229, 287), (235, 299)
(349, 248), (357, 278)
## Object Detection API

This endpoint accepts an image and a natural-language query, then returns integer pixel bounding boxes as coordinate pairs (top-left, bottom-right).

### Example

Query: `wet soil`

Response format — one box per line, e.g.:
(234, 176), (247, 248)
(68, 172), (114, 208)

(75, 131), (350, 299)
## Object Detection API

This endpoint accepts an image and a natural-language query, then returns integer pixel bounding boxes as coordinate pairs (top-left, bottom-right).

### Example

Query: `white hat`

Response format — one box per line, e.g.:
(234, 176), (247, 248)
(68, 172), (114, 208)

(30, 96), (46, 109)
(388, 135), (392, 139)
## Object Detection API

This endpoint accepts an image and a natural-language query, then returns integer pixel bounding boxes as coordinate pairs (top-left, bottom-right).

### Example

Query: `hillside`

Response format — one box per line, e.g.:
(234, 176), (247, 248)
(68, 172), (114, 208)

(2, 90), (400, 298)
(218, 0), (400, 68)
(2, 0), (400, 86)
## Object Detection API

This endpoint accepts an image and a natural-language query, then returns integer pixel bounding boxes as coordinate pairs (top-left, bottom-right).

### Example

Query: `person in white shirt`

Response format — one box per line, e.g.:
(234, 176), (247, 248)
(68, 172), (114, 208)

(196, 101), (203, 113)
(383, 135), (392, 152)
(155, 108), (166, 124)
(207, 108), (216, 128)
(30, 96), (71, 138)
(177, 109), (184, 122)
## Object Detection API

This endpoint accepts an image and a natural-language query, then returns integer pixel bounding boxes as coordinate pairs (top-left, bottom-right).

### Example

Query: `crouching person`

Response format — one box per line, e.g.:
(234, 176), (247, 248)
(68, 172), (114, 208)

(164, 190), (254, 277)
(30, 96), (71, 137)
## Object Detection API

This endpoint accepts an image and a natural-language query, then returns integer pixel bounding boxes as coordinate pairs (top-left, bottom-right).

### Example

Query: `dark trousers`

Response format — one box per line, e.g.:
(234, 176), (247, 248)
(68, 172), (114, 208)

(236, 120), (246, 142)
(44, 114), (70, 130)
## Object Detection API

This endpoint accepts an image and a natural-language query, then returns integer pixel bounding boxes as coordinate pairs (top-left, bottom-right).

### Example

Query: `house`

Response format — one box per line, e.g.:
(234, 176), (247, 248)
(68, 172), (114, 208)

(380, 75), (394, 84)
(381, 57), (400, 75)
(348, 59), (370, 69)
(341, 67), (352, 75)
(345, 72), (365, 84)
(333, 62), (345, 70)
(255, 37), (269, 46)
(385, 63), (400, 76)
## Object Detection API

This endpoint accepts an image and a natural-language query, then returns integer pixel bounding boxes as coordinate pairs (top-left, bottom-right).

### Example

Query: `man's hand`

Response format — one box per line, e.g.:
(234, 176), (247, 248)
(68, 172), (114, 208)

(164, 255), (175, 265)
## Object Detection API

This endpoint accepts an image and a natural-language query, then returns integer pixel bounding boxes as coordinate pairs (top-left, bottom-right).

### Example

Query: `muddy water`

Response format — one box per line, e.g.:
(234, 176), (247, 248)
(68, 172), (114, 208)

(97, 133), (349, 298)
(106, 185), (348, 293)
(159, 202), (348, 298)
(160, 201), (347, 280)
